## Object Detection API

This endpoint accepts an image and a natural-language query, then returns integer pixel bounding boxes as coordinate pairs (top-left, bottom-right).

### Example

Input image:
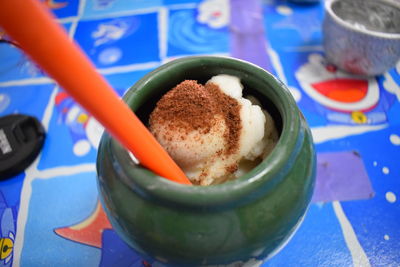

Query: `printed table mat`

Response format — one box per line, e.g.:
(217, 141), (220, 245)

(0, 0), (399, 266)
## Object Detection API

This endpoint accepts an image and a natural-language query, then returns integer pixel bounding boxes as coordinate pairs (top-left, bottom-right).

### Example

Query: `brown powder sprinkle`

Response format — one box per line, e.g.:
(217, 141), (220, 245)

(225, 163), (239, 174)
(149, 79), (242, 156)
(205, 82), (241, 155)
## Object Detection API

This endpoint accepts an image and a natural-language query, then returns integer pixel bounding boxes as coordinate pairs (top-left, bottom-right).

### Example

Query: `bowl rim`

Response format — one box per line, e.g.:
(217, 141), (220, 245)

(325, 0), (400, 39)
(105, 56), (304, 207)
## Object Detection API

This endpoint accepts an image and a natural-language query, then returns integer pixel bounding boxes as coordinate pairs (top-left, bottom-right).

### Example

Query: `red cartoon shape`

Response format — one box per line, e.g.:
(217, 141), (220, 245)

(296, 54), (379, 115)
(312, 79), (368, 104)
(55, 201), (112, 248)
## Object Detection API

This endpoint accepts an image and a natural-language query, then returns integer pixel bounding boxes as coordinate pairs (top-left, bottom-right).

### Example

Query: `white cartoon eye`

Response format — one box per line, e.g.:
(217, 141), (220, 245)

(8, 232), (14, 241)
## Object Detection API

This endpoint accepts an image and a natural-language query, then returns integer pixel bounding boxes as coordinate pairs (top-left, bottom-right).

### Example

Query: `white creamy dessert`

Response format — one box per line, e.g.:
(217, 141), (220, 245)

(149, 75), (278, 185)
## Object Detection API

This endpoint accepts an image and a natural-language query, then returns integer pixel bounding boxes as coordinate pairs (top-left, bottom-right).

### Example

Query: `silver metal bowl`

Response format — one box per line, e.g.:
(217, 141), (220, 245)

(323, 0), (400, 76)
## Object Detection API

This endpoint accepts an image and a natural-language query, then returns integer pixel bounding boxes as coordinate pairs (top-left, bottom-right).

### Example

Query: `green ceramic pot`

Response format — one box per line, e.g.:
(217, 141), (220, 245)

(96, 56), (316, 266)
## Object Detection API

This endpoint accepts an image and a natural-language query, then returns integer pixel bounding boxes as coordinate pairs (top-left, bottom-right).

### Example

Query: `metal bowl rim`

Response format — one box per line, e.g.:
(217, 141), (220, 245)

(325, 0), (400, 39)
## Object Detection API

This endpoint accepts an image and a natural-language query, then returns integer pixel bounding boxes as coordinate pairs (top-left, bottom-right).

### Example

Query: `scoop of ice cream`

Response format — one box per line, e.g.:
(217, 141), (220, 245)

(149, 75), (278, 185)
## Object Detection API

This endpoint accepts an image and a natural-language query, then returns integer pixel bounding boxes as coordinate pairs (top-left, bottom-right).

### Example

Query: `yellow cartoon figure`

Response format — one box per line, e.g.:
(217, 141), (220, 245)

(351, 111), (368, 124)
(0, 232), (14, 264)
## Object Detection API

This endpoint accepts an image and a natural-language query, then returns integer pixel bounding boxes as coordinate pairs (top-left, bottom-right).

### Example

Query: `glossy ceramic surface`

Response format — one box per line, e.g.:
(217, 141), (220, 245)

(323, 0), (400, 76)
(96, 56), (316, 265)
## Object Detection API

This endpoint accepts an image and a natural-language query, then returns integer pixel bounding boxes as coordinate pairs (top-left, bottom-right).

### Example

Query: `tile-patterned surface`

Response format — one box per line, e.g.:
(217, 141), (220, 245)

(0, 0), (399, 266)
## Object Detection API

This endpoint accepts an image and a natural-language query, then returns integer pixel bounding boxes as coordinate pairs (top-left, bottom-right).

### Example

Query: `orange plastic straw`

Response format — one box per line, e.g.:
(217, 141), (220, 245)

(0, 0), (191, 185)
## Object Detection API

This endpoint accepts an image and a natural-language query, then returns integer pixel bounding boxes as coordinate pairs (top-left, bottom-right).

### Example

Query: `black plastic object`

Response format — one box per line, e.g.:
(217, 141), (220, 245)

(0, 114), (45, 179)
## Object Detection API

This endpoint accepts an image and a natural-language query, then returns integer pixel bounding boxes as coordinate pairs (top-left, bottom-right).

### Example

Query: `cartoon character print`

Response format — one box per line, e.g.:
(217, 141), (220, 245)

(167, 0), (229, 56)
(296, 54), (394, 125)
(0, 192), (16, 267)
(91, 19), (138, 47)
(197, 0), (229, 29)
(55, 91), (105, 157)
(55, 89), (127, 157)
(54, 201), (148, 266)
(91, 18), (139, 65)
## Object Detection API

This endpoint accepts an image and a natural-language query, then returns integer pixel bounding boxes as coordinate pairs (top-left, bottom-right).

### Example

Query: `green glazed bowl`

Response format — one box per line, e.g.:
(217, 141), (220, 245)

(96, 56), (316, 265)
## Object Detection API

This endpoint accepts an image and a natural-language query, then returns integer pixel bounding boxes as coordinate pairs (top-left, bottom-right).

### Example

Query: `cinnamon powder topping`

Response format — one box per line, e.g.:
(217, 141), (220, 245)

(149, 80), (242, 156)
(205, 82), (241, 155)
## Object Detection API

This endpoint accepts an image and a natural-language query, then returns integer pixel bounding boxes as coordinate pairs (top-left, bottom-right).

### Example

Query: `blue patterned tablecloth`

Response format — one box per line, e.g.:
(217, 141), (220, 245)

(0, 0), (399, 266)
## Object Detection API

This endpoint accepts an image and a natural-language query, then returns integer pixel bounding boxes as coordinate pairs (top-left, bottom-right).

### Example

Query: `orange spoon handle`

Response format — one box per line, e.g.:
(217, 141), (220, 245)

(0, 0), (191, 185)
